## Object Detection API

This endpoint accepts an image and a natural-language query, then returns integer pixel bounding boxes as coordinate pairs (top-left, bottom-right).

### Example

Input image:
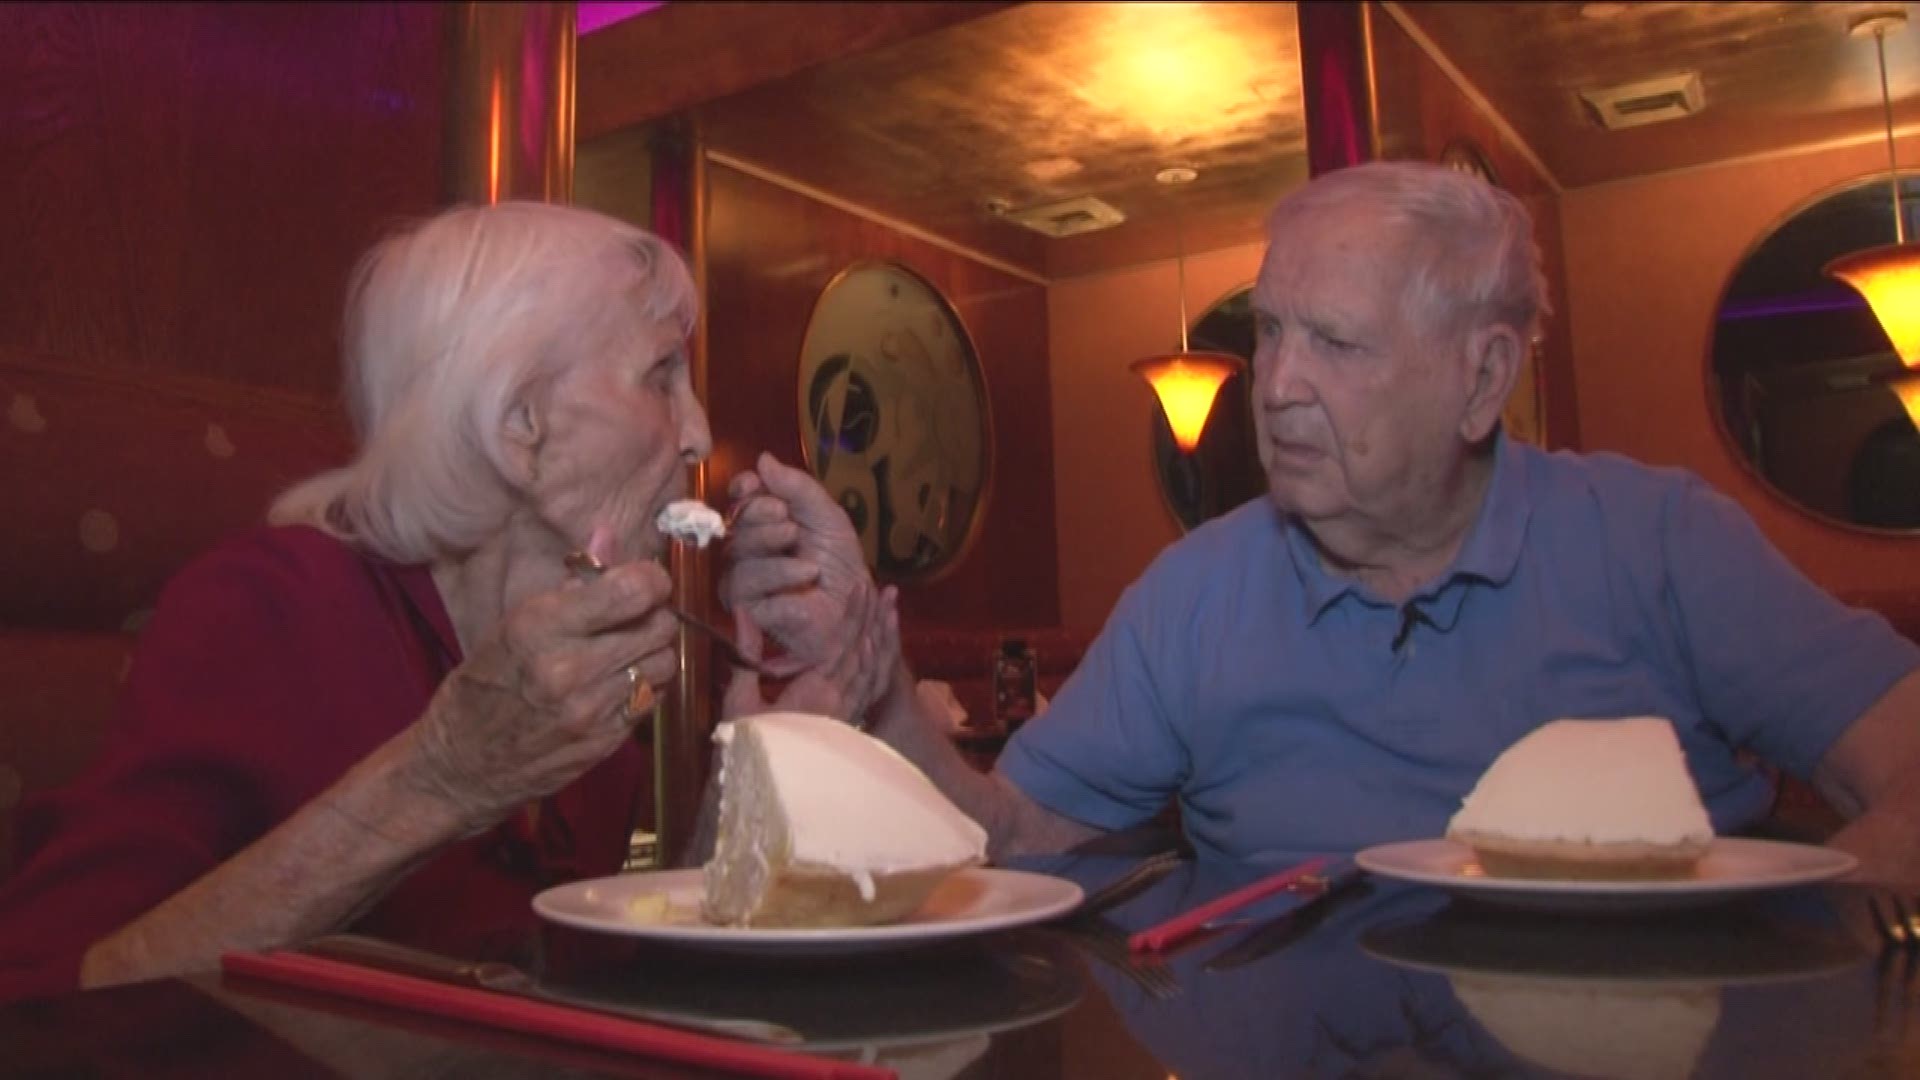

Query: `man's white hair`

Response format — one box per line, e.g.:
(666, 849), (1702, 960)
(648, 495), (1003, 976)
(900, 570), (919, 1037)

(270, 201), (697, 562)
(1267, 160), (1550, 343)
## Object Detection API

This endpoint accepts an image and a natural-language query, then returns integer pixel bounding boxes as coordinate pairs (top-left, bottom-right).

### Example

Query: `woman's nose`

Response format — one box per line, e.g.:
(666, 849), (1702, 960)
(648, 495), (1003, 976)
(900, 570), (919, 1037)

(679, 394), (713, 463)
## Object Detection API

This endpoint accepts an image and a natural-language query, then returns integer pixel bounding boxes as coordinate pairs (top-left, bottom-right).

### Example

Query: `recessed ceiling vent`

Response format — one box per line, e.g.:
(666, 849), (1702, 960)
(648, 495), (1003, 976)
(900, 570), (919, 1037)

(998, 195), (1126, 238)
(1579, 71), (1706, 130)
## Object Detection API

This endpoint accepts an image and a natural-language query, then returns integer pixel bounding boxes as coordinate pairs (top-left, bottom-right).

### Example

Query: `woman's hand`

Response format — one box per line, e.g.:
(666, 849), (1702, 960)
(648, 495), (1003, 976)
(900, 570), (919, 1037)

(720, 453), (878, 668)
(404, 558), (677, 830)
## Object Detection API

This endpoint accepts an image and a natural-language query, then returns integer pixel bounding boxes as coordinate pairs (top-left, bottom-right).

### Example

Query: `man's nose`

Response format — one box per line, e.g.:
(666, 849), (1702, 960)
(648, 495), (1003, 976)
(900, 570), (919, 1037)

(1255, 338), (1313, 409)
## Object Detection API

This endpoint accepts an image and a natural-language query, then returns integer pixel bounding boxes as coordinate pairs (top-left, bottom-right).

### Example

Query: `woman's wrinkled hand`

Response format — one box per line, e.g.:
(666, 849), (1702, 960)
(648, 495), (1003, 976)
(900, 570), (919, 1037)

(720, 452), (877, 668)
(403, 558), (677, 830)
(721, 579), (901, 726)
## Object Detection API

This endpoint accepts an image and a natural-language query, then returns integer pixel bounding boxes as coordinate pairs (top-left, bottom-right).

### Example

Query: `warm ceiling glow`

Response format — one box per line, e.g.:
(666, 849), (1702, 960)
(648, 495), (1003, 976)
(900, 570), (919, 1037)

(1078, 5), (1265, 137)
(1131, 351), (1243, 451)
(1827, 242), (1920, 368)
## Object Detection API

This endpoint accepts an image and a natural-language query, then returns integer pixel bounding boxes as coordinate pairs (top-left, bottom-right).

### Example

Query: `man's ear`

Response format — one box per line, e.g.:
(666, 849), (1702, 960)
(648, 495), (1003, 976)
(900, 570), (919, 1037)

(499, 399), (543, 488)
(1458, 323), (1524, 443)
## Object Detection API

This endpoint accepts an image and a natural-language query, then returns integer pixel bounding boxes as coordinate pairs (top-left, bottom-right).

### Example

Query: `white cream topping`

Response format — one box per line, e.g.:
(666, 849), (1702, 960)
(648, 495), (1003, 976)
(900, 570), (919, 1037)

(1448, 717), (1714, 845)
(655, 499), (726, 548)
(717, 712), (986, 874)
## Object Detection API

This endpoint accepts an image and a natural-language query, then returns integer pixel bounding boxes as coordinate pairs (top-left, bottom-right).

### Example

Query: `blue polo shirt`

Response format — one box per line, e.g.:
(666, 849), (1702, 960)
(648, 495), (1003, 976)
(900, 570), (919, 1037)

(999, 436), (1919, 862)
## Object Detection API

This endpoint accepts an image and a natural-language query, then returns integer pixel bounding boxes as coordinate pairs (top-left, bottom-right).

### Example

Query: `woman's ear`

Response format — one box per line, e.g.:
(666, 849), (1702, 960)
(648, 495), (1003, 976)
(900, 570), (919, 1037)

(499, 399), (544, 488)
(1458, 323), (1524, 443)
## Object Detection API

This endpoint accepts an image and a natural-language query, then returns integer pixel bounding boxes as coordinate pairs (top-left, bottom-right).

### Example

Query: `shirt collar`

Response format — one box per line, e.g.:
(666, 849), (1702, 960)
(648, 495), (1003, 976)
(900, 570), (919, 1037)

(1283, 431), (1532, 623)
(1441, 429), (1531, 591)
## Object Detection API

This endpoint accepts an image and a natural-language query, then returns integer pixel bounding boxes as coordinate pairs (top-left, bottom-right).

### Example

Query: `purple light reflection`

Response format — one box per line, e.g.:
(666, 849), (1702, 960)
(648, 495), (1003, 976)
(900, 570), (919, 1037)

(1718, 292), (1870, 321)
(578, 2), (666, 36)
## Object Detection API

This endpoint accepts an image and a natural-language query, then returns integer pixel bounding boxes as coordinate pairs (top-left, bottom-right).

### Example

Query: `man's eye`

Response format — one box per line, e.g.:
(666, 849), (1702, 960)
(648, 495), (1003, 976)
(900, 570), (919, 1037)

(1316, 329), (1358, 353)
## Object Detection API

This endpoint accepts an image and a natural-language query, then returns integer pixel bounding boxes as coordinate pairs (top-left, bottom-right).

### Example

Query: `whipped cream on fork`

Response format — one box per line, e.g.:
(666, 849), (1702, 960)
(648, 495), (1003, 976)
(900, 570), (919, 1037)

(655, 499), (727, 548)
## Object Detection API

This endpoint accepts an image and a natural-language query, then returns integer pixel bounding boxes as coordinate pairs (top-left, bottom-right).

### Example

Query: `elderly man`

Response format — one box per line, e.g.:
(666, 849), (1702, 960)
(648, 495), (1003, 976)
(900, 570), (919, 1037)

(724, 161), (1920, 880)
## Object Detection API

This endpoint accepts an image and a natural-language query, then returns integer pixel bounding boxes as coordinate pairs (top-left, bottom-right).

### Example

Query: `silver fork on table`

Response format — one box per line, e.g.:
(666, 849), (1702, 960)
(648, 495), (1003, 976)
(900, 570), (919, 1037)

(1868, 890), (1920, 951)
(1866, 891), (1920, 1045)
(1062, 917), (1182, 1001)
(1051, 849), (1186, 1001)
(1073, 849), (1184, 918)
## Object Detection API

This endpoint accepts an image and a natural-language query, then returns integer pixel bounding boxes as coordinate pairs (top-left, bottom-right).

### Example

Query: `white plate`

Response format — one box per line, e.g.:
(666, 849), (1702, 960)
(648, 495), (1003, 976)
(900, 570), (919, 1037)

(1355, 837), (1857, 913)
(533, 868), (1084, 955)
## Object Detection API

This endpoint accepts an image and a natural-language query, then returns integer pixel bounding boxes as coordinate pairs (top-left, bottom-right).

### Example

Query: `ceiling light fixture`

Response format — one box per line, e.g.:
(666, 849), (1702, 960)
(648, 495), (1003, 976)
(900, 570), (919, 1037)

(1825, 11), (1920, 384)
(1129, 167), (1244, 453)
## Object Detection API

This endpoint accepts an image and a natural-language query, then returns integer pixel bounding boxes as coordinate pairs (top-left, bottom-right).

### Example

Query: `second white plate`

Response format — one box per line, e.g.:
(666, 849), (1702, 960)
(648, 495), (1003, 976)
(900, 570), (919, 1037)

(1355, 837), (1857, 913)
(534, 867), (1083, 955)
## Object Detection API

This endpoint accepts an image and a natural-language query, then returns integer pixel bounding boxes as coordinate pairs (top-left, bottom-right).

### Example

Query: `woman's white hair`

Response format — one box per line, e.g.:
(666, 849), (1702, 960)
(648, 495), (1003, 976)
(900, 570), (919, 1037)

(270, 201), (697, 562)
(1267, 160), (1550, 343)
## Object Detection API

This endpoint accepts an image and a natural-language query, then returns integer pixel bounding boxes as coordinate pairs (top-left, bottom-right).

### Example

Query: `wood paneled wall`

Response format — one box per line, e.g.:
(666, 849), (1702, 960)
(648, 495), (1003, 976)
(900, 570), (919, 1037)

(0, 3), (445, 398)
(1369, 4), (1582, 449)
(1049, 244), (1266, 631)
(704, 160), (1060, 629)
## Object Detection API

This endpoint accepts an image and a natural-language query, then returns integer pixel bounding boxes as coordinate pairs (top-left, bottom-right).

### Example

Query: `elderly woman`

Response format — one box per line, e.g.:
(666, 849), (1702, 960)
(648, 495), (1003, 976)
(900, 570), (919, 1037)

(0, 202), (889, 1002)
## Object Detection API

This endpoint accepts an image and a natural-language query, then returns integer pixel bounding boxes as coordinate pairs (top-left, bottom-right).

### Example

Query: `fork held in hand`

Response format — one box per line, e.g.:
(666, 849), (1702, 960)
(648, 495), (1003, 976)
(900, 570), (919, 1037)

(562, 551), (778, 677)
(668, 606), (783, 677)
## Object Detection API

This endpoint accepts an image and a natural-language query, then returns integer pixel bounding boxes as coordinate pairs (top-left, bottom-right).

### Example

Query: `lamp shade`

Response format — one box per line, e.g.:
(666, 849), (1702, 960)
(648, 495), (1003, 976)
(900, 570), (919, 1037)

(1130, 350), (1245, 451)
(1892, 371), (1920, 430)
(1827, 241), (1920, 368)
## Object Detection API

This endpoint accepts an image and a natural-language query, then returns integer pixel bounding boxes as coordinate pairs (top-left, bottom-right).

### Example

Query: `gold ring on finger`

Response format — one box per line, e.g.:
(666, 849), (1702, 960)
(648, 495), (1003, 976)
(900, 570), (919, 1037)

(624, 664), (656, 722)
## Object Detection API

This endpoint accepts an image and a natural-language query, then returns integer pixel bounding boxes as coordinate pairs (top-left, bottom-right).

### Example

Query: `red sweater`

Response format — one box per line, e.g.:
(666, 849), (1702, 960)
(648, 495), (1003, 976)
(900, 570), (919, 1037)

(0, 526), (648, 1002)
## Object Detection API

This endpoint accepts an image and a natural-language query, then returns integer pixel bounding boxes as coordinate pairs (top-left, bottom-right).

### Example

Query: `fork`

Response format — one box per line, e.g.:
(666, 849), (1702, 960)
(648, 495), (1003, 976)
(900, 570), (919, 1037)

(1058, 916), (1181, 1001)
(563, 551), (779, 676)
(1868, 890), (1920, 949)
(1867, 891), (1920, 1046)
(1073, 849), (1185, 920)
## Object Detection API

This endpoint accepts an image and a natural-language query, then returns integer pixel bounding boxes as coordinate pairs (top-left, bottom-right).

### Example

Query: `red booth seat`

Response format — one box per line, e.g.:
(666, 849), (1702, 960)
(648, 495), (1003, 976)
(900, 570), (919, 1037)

(0, 351), (351, 879)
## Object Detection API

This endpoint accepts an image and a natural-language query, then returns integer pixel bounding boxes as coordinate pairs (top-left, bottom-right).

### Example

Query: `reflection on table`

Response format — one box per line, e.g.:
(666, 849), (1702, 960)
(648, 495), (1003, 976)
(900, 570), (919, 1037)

(5, 838), (1918, 1079)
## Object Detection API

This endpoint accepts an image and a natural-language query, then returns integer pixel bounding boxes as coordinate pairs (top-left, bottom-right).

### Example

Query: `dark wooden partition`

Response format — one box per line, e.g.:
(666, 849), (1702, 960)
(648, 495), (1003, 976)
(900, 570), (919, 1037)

(1, 3), (445, 397)
(703, 160), (1060, 629)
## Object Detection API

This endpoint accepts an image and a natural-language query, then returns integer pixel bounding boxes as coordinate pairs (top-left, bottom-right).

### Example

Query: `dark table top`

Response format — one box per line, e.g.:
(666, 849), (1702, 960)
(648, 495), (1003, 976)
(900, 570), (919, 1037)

(4, 838), (1915, 1079)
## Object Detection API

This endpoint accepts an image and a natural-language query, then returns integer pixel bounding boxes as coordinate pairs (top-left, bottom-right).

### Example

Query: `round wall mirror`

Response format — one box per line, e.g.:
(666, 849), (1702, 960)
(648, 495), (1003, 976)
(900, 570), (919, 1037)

(1150, 285), (1267, 531)
(797, 261), (991, 580)
(1710, 174), (1920, 532)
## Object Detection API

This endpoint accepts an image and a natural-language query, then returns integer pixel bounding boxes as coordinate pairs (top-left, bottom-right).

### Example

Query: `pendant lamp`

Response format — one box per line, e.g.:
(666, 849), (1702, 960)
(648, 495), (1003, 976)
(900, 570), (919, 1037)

(1825, 11), (1920, 402)
(1131, 167), (1245, 452)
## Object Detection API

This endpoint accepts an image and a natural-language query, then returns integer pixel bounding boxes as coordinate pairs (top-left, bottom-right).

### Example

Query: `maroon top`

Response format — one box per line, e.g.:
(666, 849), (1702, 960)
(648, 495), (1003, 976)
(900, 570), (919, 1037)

(0, 526), (649, 1002)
